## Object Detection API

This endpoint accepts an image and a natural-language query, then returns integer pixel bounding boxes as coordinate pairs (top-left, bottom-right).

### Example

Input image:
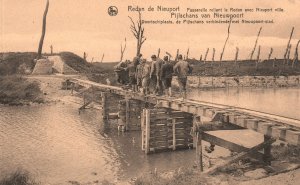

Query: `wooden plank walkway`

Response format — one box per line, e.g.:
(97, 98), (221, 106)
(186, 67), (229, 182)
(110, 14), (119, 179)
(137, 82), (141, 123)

(69, 78), (300, 146)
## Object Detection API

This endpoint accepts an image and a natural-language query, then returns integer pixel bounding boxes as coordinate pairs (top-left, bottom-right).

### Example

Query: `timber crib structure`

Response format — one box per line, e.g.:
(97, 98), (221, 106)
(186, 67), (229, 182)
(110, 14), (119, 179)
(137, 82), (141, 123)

(68, 78), (300, 174)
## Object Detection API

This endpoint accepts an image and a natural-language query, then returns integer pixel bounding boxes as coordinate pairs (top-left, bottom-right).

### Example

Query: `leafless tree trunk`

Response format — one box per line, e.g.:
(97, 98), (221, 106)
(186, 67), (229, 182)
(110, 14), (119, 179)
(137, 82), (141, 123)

(157, 48), (161, 58)
(128, 11), (146, 56)
(199, 54), (203, 62)
(211, 48), (215, 66)
(286, 44), (292, 65)
(292, 40), (300, 68)
(250, 27), (262, 61)
(235, 47), (239, 65)
(120, 38), (127, 62)
(204, 48), (209, 63)
(256, 45), (261, 69)
(50, 45), (53, 55)
(220, 18), (232, 62)
(186, 48), (190, 60)
(268, 47), (273, 61)
(101, 54), (105, 63)
(175, 49), (179, 62)
(284, 27), (294, 61)
(37, 0), (49, 59)
(273, 58), (277, 68)
(83, 52), (87, 61)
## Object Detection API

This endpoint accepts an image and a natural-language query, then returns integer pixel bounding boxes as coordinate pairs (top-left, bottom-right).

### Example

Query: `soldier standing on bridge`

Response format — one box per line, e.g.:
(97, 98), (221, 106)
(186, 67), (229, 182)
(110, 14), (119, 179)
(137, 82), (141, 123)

(173, 54), (193, 99)
(150, 55), (163, 95)
(161, 56), (174, 97)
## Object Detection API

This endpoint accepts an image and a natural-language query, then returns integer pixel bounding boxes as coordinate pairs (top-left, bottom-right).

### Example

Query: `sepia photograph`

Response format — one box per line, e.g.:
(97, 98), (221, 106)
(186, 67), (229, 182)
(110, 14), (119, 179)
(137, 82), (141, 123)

(0, 0), (300, 184)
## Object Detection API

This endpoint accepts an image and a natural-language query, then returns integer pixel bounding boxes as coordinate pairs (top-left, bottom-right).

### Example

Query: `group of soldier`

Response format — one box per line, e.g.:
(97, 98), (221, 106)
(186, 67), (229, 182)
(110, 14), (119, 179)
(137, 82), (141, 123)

(114, 53), (192, 98)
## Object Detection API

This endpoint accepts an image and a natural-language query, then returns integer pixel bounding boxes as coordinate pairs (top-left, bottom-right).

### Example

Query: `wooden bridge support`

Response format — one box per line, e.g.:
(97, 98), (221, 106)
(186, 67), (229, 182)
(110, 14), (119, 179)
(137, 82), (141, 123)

(100, 92), (123, 123)
(142, 108), (194, 154)
(119, 98), (146, 131)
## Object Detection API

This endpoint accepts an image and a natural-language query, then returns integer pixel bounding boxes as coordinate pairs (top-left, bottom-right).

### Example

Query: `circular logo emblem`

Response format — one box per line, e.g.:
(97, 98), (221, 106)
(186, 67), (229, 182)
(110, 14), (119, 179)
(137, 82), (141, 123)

(108, 6), (118, 16)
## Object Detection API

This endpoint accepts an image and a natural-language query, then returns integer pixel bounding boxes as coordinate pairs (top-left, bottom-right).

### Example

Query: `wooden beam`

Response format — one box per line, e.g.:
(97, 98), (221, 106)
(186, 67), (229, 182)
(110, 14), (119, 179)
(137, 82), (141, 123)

(204, 138), (275, 175)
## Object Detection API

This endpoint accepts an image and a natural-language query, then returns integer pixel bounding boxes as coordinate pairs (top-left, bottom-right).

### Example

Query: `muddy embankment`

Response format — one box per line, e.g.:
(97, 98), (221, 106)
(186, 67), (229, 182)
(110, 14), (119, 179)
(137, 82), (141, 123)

(172, 75), (300, 89)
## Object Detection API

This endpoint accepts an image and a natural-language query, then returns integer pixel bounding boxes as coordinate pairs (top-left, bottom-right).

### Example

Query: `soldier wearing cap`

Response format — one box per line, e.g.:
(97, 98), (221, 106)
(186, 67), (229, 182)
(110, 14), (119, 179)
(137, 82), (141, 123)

(150, 54), (163, 95)
(161, 56), (174, 96)
(173, 54), (193, 99)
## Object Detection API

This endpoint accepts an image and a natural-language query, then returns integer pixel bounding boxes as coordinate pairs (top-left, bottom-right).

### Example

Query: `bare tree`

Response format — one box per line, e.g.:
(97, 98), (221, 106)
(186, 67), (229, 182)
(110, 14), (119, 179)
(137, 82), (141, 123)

(292, 40), (300, 68)
(286, 44), (292, 65)
(175, 49), (179, 62)
(250, 27), (262, 61)
(204, 48), (209, 62)
(256, 45), (261, 69)
(234, 47), (239, 65)
(50, 45), (53, 55)
(83, 52), (88, 61)
(186, 48), (190, 60)
(268, 47), (273, 60)
(199, 54), (203, 62)
(284, 27), (294, 61)
(211, 48), (215, 67)
(157, 48), (161, 58)
(37, 0), (50, 59)
(100, 54), (105, 63)
(128, 11), (146, 56)
(220, 18), (232, 62)
(120, 38), (127, 62)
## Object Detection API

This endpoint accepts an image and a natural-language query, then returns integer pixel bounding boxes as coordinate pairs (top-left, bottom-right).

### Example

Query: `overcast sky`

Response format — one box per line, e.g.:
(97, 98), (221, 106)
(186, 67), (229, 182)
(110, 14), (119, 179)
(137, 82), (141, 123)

(1, 0), (300, 62)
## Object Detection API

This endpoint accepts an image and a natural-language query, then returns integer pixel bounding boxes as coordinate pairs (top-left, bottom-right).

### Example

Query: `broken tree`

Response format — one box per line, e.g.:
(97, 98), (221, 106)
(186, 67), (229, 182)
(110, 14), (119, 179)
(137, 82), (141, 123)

(120, 38), (127, 62)
(250, 27), (262, 61)
(37, 0), (49, 59)
(129, 11), (146, 56)
(292, 40), (300, 68)
(219, 18), (232, 62)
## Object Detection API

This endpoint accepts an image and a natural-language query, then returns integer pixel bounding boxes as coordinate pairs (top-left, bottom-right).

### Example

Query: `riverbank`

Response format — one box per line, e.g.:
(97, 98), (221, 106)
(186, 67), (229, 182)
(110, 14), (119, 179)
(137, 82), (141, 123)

(0, 76), (44, 105)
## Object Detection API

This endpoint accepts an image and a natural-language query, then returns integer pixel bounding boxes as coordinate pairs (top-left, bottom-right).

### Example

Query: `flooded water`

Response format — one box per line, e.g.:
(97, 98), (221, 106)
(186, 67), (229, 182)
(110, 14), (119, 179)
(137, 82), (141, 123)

(0, 102), (195, 184)
(189, 87), (300, 120)
(0, 87), (299, 184)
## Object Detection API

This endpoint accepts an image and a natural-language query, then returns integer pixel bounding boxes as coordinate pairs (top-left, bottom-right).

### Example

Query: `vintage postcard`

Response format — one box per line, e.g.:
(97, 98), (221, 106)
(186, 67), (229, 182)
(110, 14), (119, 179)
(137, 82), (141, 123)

(0, 0), (300, 185)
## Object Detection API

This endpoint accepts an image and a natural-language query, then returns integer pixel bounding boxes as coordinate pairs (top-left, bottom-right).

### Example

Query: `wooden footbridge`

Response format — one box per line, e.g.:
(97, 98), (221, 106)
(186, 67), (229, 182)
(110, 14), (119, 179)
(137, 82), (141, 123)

(68, 78), (300, 174)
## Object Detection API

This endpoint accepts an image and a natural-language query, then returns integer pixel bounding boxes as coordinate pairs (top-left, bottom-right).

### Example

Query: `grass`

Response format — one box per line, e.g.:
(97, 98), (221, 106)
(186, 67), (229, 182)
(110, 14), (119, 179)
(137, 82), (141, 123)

(0, 170), (39, 185)
(134, 167), (211, 185)
(0, 76), (43, 105)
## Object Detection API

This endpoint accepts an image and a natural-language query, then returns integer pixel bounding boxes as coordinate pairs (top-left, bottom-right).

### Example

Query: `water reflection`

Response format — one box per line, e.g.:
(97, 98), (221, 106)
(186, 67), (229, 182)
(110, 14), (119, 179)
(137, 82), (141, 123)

(188, 87), (300, 120)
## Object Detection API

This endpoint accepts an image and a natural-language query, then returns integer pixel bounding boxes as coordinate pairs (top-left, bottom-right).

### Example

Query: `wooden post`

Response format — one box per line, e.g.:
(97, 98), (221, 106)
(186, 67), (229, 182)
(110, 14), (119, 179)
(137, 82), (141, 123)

(263, 135), (272, 165)
(172, 118), (176, 150)
(101, 92), (107, 122)
(71, 83), (74, 95)
(145, 109), (150, 154)
(196, 132), (203, 171)
(141, 109), (145, 151)
(125, 99), (130, 131)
